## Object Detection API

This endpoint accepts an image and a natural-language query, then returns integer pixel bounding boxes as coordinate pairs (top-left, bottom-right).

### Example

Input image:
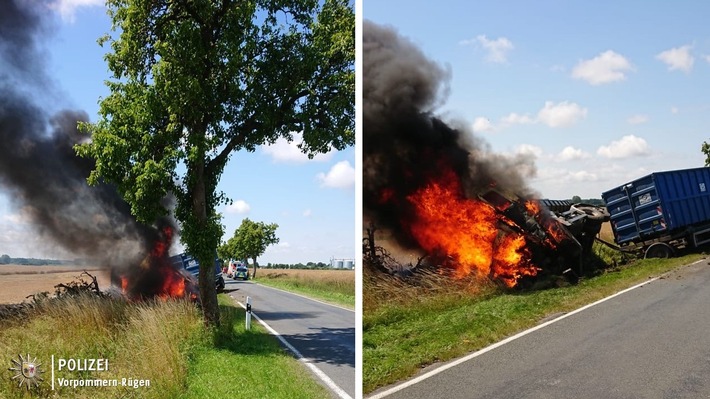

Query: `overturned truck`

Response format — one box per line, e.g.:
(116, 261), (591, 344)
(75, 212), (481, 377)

(478, 190), (610, 284)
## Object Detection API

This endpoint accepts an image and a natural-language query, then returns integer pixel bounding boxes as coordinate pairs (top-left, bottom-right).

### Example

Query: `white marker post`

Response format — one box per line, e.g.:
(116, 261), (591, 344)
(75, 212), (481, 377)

(245, 296), (252, 330)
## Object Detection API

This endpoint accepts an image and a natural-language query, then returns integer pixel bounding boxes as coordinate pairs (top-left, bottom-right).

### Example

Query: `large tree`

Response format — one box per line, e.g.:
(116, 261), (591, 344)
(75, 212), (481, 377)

(222, 218), (279, 278)
(76, 0), (354, 325)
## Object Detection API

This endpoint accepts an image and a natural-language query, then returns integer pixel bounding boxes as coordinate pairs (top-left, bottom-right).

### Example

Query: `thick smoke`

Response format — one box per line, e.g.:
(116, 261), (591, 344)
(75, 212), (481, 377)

(363, 21), (537, 243)
(0, 1), (157, 268)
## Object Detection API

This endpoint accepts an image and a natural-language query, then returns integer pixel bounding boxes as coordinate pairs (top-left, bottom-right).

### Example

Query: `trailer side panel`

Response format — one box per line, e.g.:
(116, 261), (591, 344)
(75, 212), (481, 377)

(602, 167), (710, 246)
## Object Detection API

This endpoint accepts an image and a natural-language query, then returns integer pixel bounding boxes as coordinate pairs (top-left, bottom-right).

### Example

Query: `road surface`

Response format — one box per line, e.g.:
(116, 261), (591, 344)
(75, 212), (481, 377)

(225, 277), (355, 399)
(372, 258), (710, 399)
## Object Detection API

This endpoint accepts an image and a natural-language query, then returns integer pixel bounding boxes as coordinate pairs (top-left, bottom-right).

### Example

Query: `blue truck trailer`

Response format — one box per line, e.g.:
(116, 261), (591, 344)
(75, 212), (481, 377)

(602, 167), (710, 258)
(170, 253), (225, 292)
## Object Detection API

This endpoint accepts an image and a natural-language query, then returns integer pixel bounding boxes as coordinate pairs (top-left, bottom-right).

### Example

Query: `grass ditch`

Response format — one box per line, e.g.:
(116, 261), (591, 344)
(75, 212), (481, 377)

(0, 293), (328, 399)
(363, 253), (705, 393)
(253, 269), (355, 309)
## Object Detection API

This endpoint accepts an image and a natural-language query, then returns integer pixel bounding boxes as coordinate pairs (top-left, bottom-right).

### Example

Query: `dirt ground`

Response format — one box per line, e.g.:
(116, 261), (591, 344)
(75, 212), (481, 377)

(0, 265), (110, 304)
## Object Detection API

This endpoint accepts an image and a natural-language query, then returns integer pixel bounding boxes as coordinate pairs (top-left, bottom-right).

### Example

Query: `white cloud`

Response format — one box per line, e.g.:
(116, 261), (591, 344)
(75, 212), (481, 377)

(461, 35), (514, 63)
(303, 209), (312, 217)
(705, 55), (710, 64)
(627, 114), (649, 125)
(569, 170), (599, 182)
(472, 117), (493, 133)
(501, 112), (535, 126)
(537, 101), (588, 128)
(656, 45), (694, 73)
(557, 146), (590, 162)
(597, 135), (651, 159)
(572, 50), (634, 85)
(514, 144), (543, 158)
(317, 161), (355, 189)
(477, 101), (587, 132)
(278, 242), (291, 248)
(536, 168), (598, 184)
(671, 106), (679, 114)
(261, 132), (333, 163)
(225, 200), (251, 214)
(49, 0), (103, 23)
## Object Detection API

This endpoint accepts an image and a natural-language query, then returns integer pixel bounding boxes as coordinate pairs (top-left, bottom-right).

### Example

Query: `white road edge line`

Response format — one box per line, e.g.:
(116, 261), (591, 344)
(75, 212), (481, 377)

(367, 263), (704, 399)
(236, 301), (353, 399)
(241, 279), (355, 312)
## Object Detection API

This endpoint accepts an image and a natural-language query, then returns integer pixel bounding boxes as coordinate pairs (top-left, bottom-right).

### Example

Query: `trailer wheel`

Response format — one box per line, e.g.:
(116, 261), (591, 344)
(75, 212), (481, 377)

(645, 243), (674, 259)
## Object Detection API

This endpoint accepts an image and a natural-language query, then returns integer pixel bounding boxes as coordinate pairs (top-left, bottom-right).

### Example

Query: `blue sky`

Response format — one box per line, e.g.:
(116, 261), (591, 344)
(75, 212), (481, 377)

(365, 1), (710, 199)
(0, 2), (354, 264)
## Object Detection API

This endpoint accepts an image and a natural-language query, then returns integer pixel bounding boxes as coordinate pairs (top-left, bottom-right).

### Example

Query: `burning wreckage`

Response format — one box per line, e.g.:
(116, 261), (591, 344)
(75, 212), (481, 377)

(371, 175), (610, 288)
(363, 21), (609, 288)
(109, 222), (202, 302)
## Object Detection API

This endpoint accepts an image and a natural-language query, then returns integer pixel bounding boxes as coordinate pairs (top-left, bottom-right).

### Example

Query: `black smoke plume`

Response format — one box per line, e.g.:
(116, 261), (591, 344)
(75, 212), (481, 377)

(363, 21), (537, 245)
(0, 1), (172, 281)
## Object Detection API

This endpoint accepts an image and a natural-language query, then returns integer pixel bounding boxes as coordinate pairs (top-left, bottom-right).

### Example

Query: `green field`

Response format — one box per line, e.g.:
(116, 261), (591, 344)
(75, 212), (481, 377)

(363, 253), (706, 393)
(0, 294), (327, 399)
(254, 269), (355, 309)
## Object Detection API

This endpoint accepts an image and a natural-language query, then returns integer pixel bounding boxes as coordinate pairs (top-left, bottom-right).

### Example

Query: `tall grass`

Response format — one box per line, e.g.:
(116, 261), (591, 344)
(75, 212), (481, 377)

(0, 293), (328, 399)
(0, 294), (205, 399)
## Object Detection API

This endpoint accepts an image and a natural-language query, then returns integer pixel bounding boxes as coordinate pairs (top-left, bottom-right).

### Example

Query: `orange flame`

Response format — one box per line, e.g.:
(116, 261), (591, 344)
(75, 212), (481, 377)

(525, 200), (541, 215)
(159, 269), (186, 299)
(406, 169), (538, 286)
(526, 199), (568, 246)
(116, 225), (197, 301)
(492, 235), (537, 287)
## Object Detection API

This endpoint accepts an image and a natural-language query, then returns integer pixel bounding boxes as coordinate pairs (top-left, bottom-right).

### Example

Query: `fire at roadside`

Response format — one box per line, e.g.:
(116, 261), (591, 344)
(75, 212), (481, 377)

(363, 21), (611, 289)
(0, 1), (199, 305)
(109, 220), (199, 302)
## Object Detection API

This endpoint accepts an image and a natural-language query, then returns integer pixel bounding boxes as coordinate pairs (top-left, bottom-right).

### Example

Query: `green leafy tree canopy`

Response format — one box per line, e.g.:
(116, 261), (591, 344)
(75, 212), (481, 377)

(702, 141), (710, 166)
(223, 218), (279, 278)
(76, 0), (354, 325)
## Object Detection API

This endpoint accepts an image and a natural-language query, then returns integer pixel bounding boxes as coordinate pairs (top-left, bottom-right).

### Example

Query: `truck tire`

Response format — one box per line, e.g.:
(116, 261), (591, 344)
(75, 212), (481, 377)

(645, 242), (674, 259)
(216, 276), (226, 293)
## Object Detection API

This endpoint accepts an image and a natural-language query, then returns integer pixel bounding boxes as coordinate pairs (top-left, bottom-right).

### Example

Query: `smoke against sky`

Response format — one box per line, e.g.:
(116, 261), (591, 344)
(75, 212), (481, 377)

(365, 1), (710, 200)
(363, 21), (537, 240)
(0, 0), (154, 267)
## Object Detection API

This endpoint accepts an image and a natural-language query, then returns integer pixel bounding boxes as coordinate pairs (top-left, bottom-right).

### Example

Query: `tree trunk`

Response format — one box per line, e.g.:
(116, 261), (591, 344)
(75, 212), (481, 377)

(251, 256), (258, 279)
(193, 157), (220, 326)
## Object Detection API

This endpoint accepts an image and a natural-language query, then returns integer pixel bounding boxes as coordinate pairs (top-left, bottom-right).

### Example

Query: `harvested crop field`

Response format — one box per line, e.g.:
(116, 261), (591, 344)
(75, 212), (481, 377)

(599, 221), (615, 242)
(261, 268), (354, 281)
(0, 264), (110, 304)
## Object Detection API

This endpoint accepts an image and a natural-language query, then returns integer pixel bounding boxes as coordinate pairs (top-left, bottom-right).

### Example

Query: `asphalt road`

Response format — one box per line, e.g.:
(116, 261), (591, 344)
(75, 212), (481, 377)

(373, 258), (710, 399)
(225, 277), (355, 399)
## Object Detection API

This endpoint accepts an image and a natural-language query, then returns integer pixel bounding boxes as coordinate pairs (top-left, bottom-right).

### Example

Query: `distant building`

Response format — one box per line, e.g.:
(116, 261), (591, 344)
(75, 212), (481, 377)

(330, 257), (355, 269)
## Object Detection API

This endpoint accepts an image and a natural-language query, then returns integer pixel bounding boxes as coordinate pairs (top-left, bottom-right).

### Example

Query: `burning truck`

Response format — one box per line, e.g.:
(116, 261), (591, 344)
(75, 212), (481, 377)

(363, 21), (610, 288)
(372, 166), (609, 287)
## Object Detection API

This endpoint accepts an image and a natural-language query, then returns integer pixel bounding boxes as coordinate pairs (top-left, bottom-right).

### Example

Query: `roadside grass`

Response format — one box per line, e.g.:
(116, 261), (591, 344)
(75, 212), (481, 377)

(0, 293), (328, 399)
(363, 253), (705, 393)
(0, 294), (204, 399)
(253, 269), (355, 309)
(179, 294), (328, 399)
